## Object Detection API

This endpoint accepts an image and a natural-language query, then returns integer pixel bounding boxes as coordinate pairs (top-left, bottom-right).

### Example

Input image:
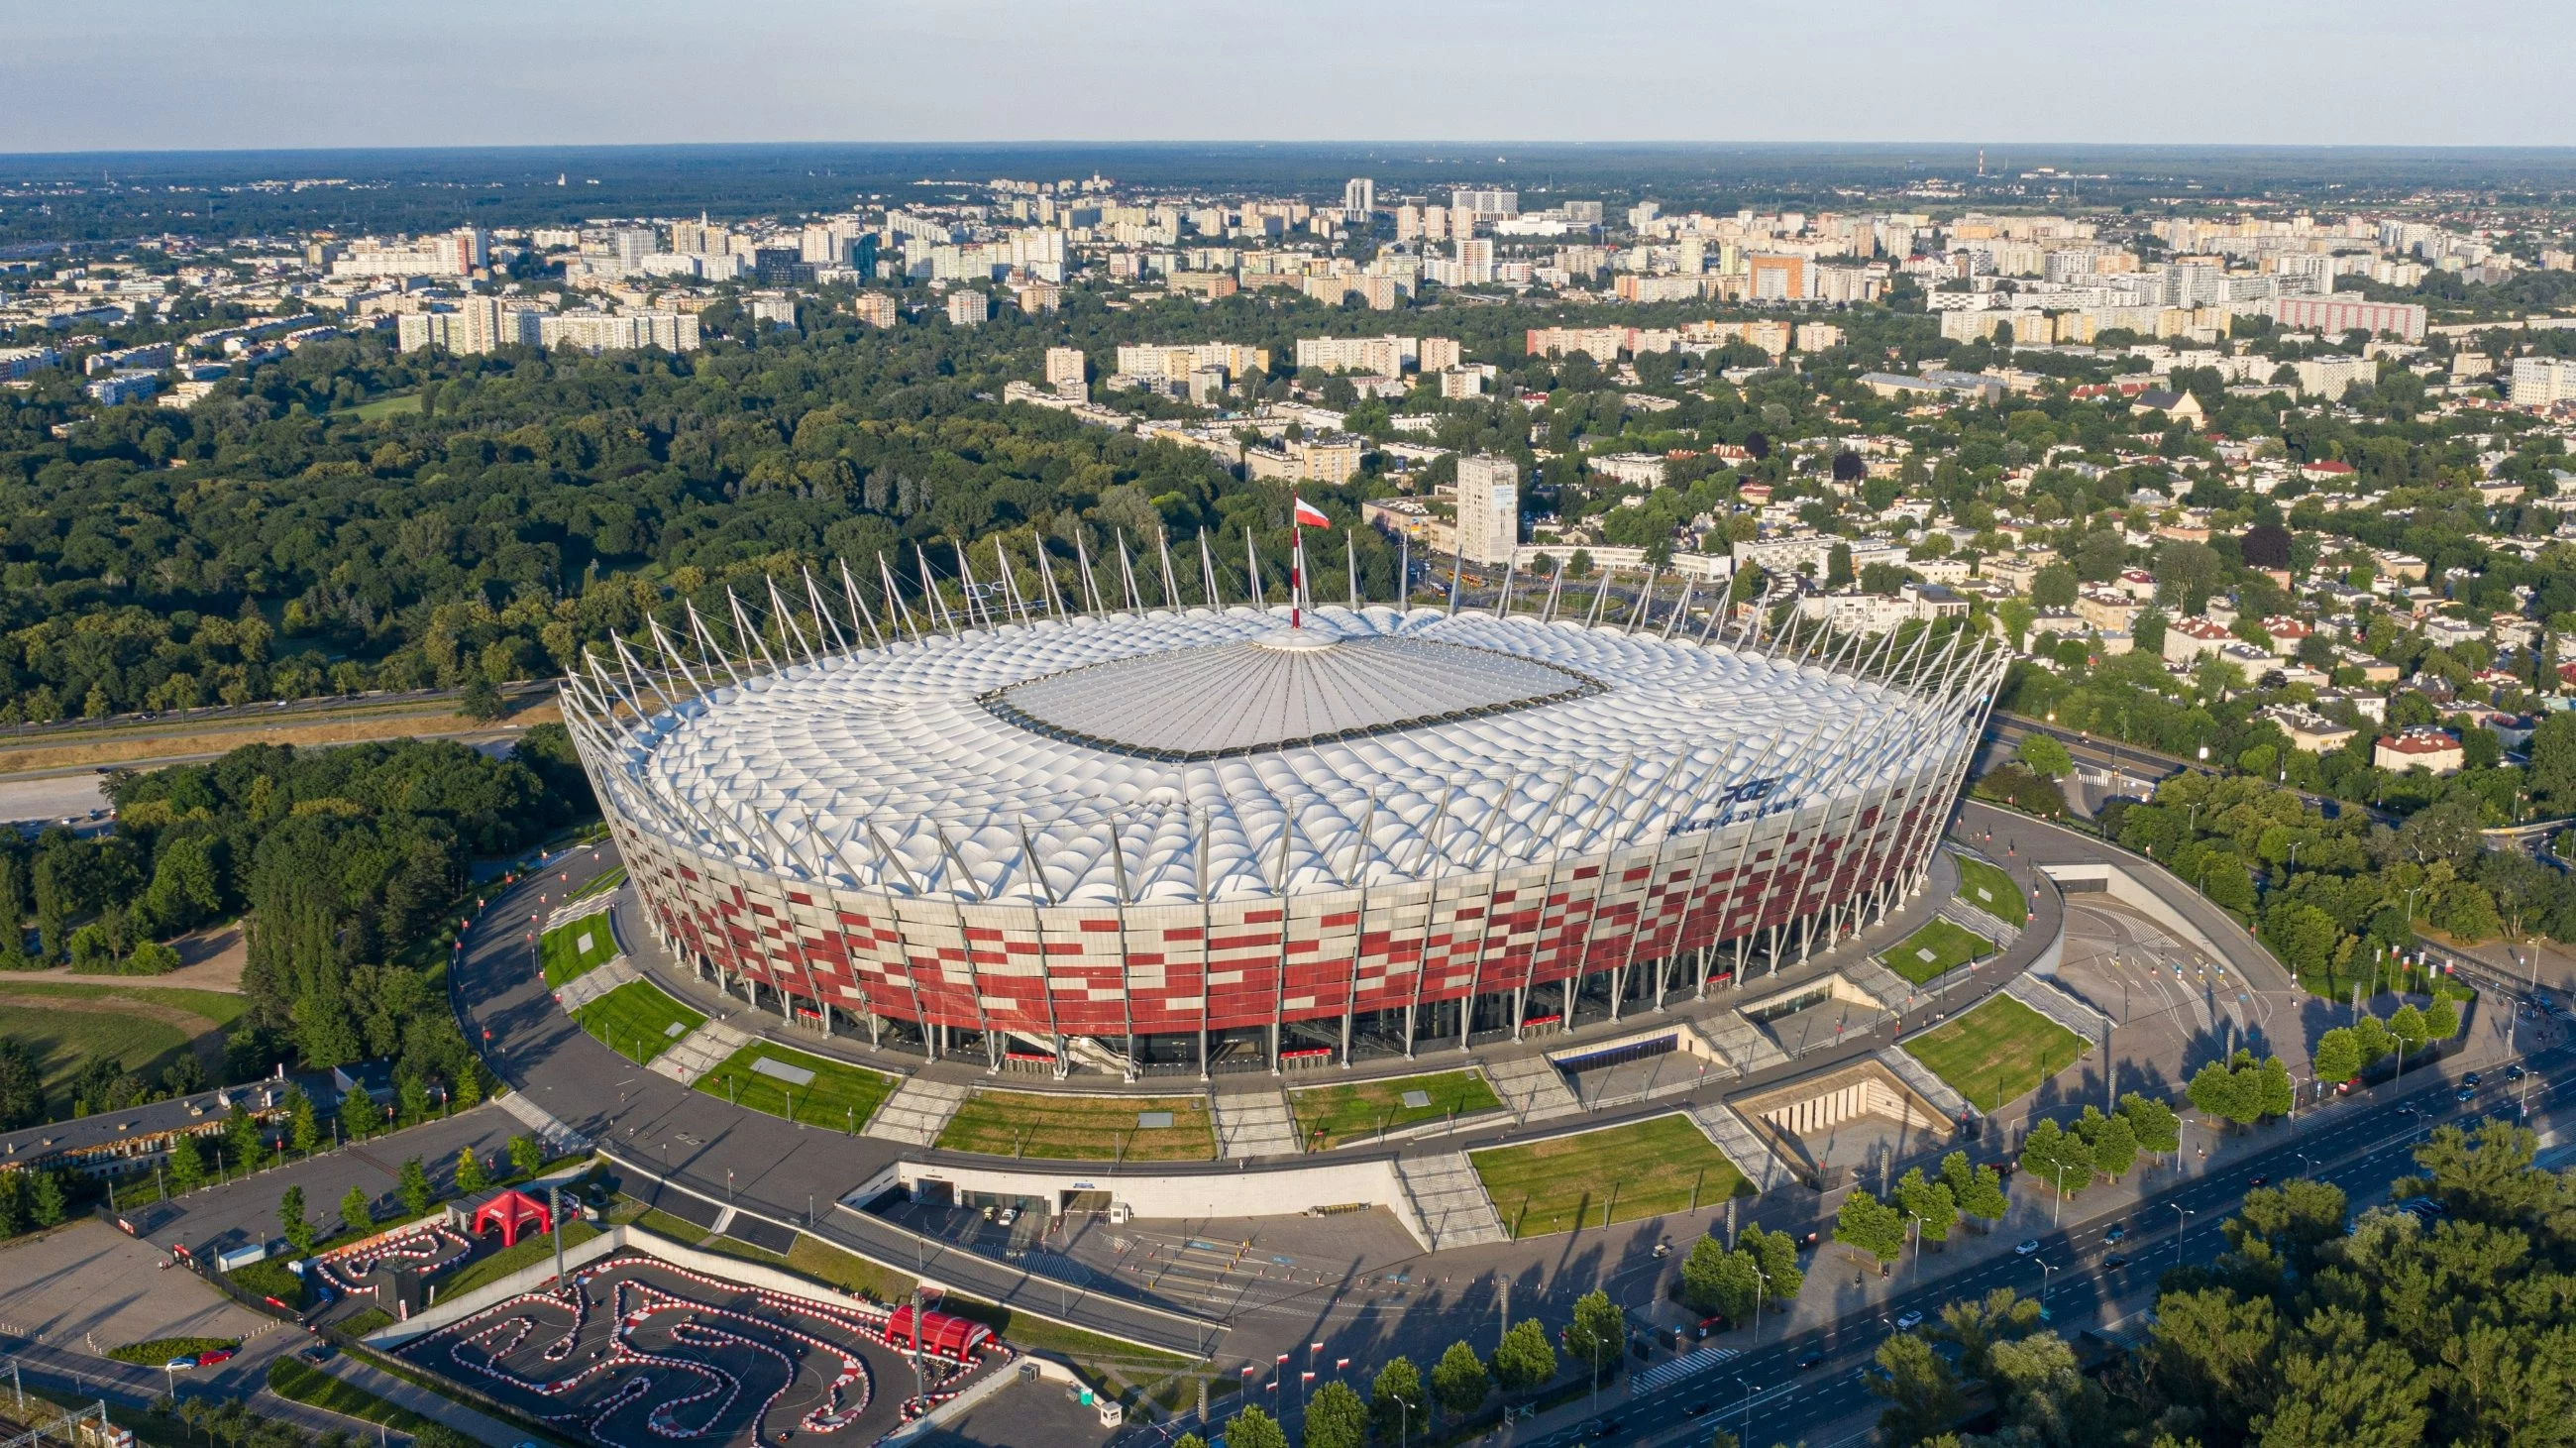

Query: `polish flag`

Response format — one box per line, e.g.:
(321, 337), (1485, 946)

(1292, 497), (1331, 528)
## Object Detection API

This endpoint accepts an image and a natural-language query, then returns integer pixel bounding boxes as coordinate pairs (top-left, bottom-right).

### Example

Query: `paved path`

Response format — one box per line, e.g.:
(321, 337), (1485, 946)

(324, 1352), (522, 1447)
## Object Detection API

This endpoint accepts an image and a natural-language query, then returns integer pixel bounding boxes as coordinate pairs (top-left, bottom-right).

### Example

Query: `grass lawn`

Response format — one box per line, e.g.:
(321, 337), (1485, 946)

(627, 1206), (713, 1242)
(265, 1358), (442, 1437)
(941, 1294), (1201, 1369)
(1901, 996), (2087, 1112)
(1287, 1068), (1503, 1150)
(1883, 918), (1996, 986)
(108, 1335), (237, 1365)
(782, 1234), (915, 1303)
(0, 994), (218, 1119)
(573, 980), (703, 1063)
(693, 1041), (897, 1134)
(1953, 856), (2027, 923)
(1470, 1114), (1751, 1239)
(539, 915), (622, 987)
(434, 1219), (601, 1299)
(935, 1090), (1216, 1162)
(337, 391), (422, 421)
(570, 864), (627, 901)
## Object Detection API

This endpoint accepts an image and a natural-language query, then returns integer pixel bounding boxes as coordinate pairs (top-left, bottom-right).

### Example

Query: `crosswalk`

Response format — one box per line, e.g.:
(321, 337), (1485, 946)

(1630, 1343), (1743, 1395)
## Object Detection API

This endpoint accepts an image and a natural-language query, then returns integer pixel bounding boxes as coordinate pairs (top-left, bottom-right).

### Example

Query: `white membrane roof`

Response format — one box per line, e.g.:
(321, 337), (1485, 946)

(614, 606), (1951, 904)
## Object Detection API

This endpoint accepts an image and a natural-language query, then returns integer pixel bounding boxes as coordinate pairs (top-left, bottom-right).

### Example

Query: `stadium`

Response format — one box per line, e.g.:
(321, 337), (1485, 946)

(559, 543), (2004, 1077)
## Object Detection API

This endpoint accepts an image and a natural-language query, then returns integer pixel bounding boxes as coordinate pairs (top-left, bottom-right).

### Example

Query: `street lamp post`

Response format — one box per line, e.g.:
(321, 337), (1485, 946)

(2170, 1202), (2197, 1271)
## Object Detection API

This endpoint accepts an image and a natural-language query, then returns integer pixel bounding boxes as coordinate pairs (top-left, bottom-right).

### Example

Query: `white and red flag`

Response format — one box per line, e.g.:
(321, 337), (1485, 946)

(1292, 497), (1331, 527)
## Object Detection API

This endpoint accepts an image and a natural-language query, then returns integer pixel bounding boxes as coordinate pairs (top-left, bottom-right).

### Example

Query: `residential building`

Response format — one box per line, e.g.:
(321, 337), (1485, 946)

(853, 292), (899, 329)
(2511, 355), (2576, 406)
(2374, 727), (2464, 776)
(945, 290), (989, 327)
(2270, 295), (2427, 343)
(1116, 342), (1269, 381)
(2259, 706), (2358, 753)
(1295, 335), (1417, 376)
(1342, 177), (1374, 217)
(1044, 347), (1086, 398)
(2162, 616), (2236, 665)
(1454, 455), (1521, 565)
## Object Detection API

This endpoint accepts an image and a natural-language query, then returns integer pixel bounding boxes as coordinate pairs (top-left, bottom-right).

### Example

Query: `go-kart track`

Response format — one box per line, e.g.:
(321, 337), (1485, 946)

(391, 1253), (1003, 1448)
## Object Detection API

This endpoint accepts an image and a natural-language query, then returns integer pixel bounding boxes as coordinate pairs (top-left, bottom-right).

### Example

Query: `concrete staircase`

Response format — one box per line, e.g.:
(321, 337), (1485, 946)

(2005, 973), (2112, 1042)
(863, 1077), (972, 1147)
(1691, 1013), (1790, 1076)
(553, 955), (637, 1012)
(1212, 1089), (1300, 1159)
(1840, 956), (1919, 1014)
(1940, 897), (2024, 947)
(648, 1015), (753, 1084)
(1483, 1056), (1583, 1125)
(1686, 1103), (1793, 1195)
(1392, 1153), (1510, 1250)
(1876, 1046), (1977, 1127)
(496, 1091), (592, 1156)
(546, 891), (617, 932)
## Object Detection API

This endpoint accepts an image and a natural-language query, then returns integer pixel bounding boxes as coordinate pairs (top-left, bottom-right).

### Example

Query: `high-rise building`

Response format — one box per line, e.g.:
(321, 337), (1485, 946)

(609, 227), (660, 268)
(1456, 239), (1495, 285)
(852, 292), (899, 329)
(2511, 356), (2576, 406)
(1343, 177), (1375, 218)
(1044, 346), (1087, 397)
(2270, 295), (2426, 343)
(1450, 188), (1517, 218)
(1454, 455), (1519, 566)
(945, 290), (990, 327)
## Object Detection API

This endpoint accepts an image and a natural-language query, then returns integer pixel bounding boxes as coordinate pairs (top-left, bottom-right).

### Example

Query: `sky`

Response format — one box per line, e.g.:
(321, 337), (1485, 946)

(7, 1), (2575, 155)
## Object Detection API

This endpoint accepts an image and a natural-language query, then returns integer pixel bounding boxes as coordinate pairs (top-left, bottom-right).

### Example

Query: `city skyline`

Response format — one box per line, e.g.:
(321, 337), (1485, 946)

(9, 0), (2576, 155)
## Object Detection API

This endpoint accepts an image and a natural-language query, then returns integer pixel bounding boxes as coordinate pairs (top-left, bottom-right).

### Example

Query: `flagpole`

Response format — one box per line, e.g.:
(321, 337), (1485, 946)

(1292, 519), (1304, 629)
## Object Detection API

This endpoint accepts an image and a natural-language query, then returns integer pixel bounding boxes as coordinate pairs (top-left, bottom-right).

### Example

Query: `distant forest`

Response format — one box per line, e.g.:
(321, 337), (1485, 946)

(17, 143), (2576, 245)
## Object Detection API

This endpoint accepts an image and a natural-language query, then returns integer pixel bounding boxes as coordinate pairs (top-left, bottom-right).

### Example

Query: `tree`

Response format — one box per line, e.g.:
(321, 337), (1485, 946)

(507, 1134), (543, 1178)
(2311, 1027), (2362, 1087)
(2389, 1003), (2428, 1056)
(1836, 1189), (1908, 1265)
(2016, 732), (2073, 780)
(459, 675), (506, 722)
(1369, 1356), (1424, 1438)
(285, 1086), (318, 1157)
(339, 1184), (374, 1235)
(1226, 1407), (1288, 1448)
(226, 1104), (263, 1170)
(279, 1185), (314, 1257)
(1564, 1290), (1626, 1389)
(2030, 565), (2079, 610)
(1741, 1225), (1803, 1302)
(1826, 542), (1856, 590)
(1490, 1319), (1556, 1393)
(2187, 1058), (2252, 1127)
(1940, 1150), (2009, 1220)
(1174, 1438), (1207, 1448)
(30, 1170), (64, 1228)
(2018, 1117), (2087, 1197)
(339, 1086), (380, 1142)
(2257, 1056), (2296, 1119)
(1303, 1381), (1365, 1448)
(397, 1157), (433, 1219)
(455, 1147), (487, 1195)
(1429, 1340), (1487, 1417)
(166, 1131), (205, 1194)
(2423, 994), (2459, 1041)
(0, 1038), (42, 1131)
(1871, 1331), (1968, 1445)
(2087, 1109), (2140, 1179)
(2117, 1092), (2183, 1157)
(1932, 1288), (2044, 1393)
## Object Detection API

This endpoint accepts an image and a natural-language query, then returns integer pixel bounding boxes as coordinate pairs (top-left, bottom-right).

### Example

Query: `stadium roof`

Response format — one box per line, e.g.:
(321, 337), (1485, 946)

(587, 605), (1968, 906)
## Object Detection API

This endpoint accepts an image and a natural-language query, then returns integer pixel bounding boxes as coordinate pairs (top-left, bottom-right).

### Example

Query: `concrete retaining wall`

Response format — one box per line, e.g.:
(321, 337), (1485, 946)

(876, 1156), (1433, 1249)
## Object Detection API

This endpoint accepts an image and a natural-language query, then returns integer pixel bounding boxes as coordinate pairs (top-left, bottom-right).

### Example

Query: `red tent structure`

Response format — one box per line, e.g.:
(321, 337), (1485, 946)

(884, 1305), (992, 1361)
(472, 1188), (553, 1247)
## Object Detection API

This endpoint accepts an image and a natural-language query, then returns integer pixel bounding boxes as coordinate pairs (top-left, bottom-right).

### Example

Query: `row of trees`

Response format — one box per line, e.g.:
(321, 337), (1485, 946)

(1172, 1303), (1590, 1448)
(1834, 1152), (2016, 1267)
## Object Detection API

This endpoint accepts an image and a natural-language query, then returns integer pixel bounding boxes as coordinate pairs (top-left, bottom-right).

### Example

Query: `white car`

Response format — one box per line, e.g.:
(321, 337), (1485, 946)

(1894, 1309), (1925, 1332)
(995, 1207), (1018, 1227)
(2014, 1239), (2040, 1256)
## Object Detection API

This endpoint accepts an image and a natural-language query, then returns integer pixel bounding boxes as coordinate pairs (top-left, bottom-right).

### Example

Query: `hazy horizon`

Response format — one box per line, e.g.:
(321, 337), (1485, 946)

(8, 0), (2574, 155)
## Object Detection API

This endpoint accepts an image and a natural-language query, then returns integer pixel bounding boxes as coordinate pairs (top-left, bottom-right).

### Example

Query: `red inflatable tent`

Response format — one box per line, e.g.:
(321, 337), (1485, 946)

(472, 1188), (554, 1247)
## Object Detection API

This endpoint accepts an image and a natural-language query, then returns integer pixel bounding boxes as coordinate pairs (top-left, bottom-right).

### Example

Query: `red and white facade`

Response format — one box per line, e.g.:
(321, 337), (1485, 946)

(562, 561), (2000, 1074)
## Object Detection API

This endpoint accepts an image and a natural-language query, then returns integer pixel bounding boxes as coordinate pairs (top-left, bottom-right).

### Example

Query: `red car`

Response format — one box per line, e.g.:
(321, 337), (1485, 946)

(194, 1348), (235, 1367)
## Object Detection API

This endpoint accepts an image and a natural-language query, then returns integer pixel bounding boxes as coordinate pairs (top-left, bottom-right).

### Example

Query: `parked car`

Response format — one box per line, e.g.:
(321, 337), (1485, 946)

(162, 1356), (196, 1372)
(296, 1344), (336, 1366)
(194, 1348), (235, 1367)
(995, 1206), (1018, 1227)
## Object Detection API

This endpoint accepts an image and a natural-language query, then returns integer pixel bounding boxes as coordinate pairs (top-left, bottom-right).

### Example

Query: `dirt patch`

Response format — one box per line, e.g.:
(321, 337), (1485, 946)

(12, 925), (248, 993)
(0, 702), (559, 774)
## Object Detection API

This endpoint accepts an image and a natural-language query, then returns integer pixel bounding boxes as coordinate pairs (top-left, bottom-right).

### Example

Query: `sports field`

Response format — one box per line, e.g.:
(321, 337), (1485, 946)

(1287, 1069), (1503, 1150)
(0, 982), (245, 1119)
(573, 979), (704, 1063)
(1469, 1114), (1750, 1239)
(1953, 856), (2027, 922)
(1900, 996), (2085, 1111)
(693, 1041), (898, 1134)
(935, 1090), (1216, 1162)
(539, 915), (621, 987)
(1883, 918), (1995, 985)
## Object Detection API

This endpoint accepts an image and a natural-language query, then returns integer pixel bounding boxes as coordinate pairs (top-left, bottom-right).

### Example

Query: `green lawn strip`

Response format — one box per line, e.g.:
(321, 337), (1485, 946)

(935, 1089), (1216, 1162)
(692, 1041), (897, 1133)
(939, 1294), (1201, 1369)
(335, 1307), (394, 1337)
(1883, 918), (1996, 986)
(782, 1235), (915, 1302)
(337, 391), (422, 421)
(627, 1206), (714, 1243)
(539, 916), (623, 988)
(109, 1335), (239, 1365)
(225, 1257), (306, 1307)
(572, 979), (703, 1063)
(1470, 1114), (1751, 1240)
(1900, 996), (2087, 1112)
(1953, 856), (2027, 922)
(569, 864), (627, 901)
(1287, 1069), (1503, 1150)
(0, 1003), (197, 1109)
(264, 1358), (443, 1436)
(433, 1219), (601, 1299)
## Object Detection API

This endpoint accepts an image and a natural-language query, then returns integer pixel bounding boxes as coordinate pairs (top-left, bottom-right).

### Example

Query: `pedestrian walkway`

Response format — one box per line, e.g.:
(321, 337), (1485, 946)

(1941, 896), (2024, 947)
(1877, 1046), (1977, 1127)
(1392, 1153), (1509, 1250)
(545, 891), (616, 932)
(552, 954), (636, 1011)
(1687, 1102), (1793, 1194)
(1630, 1343), (1742, 1395)
(1484, 1056), (1583, 1124)
(1212, 1089), (1299, 1159)
(864, 1077), (972, 1147)
(1841, 956), (1918, 1014)
(494, 1091), (591, 1155)
(326, 1352), (521, 1447)
(648, 1015), (752, 1085)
